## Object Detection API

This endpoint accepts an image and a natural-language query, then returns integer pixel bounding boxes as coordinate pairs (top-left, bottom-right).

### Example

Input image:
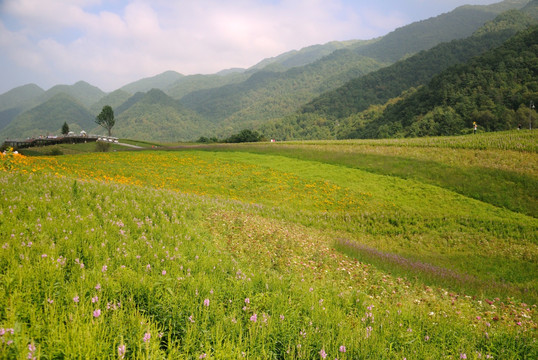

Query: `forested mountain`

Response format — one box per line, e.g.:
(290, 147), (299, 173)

(166, 72), (248, 100)
(177, 0), (528, 139)
(248, 40), (367, 72)
(1, 0), (533, 142)
(0, 84), (45, 132)
(354, 0), (529, 63)
(260, 5), (537, 140)
(179, 52), (385, 137)
(120, 71), (184, 94)
(357, 25), (538, 138)
(301, 9), (536, 120)
(112, 89), (210, 142)
(165, 40), (368, 101)
(39, 81), (106, 108)
(0, 93), (95, 139)
(89, 89), (132, 115)
(0, 84), (44, 112)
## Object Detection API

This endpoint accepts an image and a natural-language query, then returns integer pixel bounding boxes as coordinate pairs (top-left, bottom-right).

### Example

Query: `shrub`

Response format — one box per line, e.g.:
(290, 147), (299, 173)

(95, 141), (111, 152)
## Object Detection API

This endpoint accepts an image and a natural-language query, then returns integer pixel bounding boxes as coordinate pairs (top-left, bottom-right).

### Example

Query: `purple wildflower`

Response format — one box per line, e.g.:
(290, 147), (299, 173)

(143, 332), (151, 342)
(118, 344), (126, 359)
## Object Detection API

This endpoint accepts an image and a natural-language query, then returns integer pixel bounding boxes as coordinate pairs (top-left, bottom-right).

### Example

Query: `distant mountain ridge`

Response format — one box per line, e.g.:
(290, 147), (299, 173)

(0, 93), (95, 139)
(0, 84), (44, 112)
(113, 89), (210, 142)
(262, 3), (538, 140)
(120, 71), (184, 94)
(0, 0), (532, 142)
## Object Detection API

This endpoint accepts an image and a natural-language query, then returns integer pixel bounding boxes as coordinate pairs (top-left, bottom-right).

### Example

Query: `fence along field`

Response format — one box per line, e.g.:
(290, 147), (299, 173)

(0, 131), (537, 359)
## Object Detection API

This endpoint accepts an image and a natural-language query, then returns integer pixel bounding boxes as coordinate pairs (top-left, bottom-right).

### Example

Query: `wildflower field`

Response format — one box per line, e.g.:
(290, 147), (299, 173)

(1, 131), (537, 359)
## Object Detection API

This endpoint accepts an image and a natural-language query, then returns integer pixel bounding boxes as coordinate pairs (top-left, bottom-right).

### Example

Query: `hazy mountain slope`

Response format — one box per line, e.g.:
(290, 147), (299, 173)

(0, 83), (44, 112)
(112, 89), (211, 141)
(120, 71), (184, 94)
(261, 8), (536, 140)
(165, 41), (372, 101)
(0, 93), (95, 139)
(39, 81), (106, 108)
(180, 51), (384, 136)
(359, 25), (538, 138)
(0, 84), (45, 132)
(300, 9), (536, 120)
(166, 72), (248, 99)
(90, 89), (132, 115)
(2, 1), (532, 142)
(180, 0), (529, 139)
(355, 0), (530, 62)
(248, 40), (368, 71)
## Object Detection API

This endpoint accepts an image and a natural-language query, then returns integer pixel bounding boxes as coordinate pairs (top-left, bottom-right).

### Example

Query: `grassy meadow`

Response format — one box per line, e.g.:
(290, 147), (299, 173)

(1, 131), (537, 359)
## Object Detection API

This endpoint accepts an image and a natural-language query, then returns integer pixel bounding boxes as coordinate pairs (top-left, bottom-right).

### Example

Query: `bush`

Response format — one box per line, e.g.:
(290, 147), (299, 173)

(49, 147), (64, 156)
(225, 129), (264, 143)
(95, 141), (111, 152)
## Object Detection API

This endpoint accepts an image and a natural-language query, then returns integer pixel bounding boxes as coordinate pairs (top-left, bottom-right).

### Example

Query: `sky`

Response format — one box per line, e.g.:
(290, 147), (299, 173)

(0, 0), (502, 94)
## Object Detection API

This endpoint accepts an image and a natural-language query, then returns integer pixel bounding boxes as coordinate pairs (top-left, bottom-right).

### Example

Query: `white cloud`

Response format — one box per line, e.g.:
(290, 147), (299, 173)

(0, 0), (439, 92)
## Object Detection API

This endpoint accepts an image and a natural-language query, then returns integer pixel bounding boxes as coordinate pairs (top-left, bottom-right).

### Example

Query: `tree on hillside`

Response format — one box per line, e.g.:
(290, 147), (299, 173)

(225, 129), (264, 143)
(61, 121), (69, 135)
(96, 105), (115, 136)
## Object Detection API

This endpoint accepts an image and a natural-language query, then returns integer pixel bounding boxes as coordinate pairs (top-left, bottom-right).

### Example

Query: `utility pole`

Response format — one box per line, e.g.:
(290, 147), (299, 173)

(530, 101), (535, 130)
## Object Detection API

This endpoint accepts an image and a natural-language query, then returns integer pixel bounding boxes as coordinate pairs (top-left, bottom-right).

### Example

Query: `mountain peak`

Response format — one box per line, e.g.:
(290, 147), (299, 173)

(120, 71), (184, 94)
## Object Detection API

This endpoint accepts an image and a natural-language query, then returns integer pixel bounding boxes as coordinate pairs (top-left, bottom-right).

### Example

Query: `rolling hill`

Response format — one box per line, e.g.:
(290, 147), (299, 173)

(112, 89), (211, 142)
(39, 81), (106, 108)
(0, 84), (45, 132)
(120, 70), (185, 94)
(0, 93), (95, 139)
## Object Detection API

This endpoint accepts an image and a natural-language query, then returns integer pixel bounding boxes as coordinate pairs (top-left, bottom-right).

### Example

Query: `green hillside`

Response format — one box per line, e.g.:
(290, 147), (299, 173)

(112, 89), (211, 141)
(164, 41), (368, 102)
(1, 132), (536, 358)
(0, 83), (44, 112)
(262, 7), (537, 140)
(355, 0), (529, 62)
(182, 0), (530, 140)
(249, 40), (367, 71)
(180, 53), (384, 137)
(357, 24), (538, 138)
(0, 84), (45, 133)
(120, 70), (184, 94)
(0, 93), (95, 139)
(90, 89), (132, 115)
(2, 0), (533, 142)
(39, 81), (106, 108)
(166, 72), (248, 100)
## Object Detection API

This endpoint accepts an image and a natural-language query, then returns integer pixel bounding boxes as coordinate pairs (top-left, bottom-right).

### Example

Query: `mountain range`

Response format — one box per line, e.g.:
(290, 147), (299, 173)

(0, 0), (536, 142)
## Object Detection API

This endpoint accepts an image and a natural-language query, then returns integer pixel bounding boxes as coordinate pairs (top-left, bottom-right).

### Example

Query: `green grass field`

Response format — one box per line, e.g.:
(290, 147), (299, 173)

(1, 131), (537, 359)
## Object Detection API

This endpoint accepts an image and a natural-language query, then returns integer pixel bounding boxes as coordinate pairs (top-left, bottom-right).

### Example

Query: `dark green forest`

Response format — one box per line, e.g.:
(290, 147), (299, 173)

(261, 9), (538, 140)
(362, 25), (538, 138)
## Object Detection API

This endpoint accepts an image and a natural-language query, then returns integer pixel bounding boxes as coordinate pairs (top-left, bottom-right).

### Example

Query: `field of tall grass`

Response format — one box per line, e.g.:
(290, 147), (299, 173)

(1, 131), (536, 359)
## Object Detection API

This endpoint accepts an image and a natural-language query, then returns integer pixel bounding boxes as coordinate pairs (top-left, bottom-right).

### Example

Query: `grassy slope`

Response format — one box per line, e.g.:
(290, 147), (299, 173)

(217, 131), (538, 218)
(1, 131), (536, 358)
